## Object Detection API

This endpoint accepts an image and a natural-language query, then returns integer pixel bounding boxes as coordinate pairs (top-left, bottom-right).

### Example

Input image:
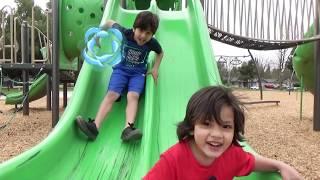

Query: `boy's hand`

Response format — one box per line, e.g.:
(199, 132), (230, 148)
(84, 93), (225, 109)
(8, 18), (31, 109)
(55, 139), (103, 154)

(279, 163), (303, 180)
(147, 69), (159, 85)
(95, 36), (101, 48)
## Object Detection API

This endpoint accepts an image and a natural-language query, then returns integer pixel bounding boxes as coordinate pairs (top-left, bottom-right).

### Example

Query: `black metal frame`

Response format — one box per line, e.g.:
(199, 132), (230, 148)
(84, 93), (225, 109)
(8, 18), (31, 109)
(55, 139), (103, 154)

(208, 25), (320, 50)
(314, 1), (320, 131)
(52, 0), (59, 127)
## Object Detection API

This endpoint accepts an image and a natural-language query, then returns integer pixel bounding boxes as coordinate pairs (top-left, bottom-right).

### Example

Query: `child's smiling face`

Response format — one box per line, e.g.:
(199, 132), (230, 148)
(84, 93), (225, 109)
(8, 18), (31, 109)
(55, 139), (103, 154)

(133, 28), (153, 46)
(190, 104), (235, 166)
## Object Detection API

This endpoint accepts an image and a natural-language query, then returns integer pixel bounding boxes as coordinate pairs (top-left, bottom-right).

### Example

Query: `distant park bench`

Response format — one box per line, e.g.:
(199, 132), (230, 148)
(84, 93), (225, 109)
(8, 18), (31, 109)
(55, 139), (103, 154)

(242, 100), (280, 106)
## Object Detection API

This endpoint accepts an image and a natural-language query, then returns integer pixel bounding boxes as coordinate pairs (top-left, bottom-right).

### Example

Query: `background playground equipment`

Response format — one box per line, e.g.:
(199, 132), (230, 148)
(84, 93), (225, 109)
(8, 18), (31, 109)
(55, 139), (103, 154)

(0, 0), (104, 110)
(0, 6), (50, 106)
(293, 25), (316, 93)
(0, 5), (51, 64)
(1, 0), (320, 179)
(5, 74), (48, 105)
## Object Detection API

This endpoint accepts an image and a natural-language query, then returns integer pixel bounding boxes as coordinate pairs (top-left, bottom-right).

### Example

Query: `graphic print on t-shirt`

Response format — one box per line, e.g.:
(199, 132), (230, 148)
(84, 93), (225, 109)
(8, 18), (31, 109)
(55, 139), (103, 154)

(123, 44), (148, 67)
(127, 49), (142, 64)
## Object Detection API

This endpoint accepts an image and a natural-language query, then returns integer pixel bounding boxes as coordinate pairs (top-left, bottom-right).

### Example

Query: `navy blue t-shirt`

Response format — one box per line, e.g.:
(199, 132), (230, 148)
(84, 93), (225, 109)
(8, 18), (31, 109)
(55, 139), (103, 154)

(112, 23), (162, 73)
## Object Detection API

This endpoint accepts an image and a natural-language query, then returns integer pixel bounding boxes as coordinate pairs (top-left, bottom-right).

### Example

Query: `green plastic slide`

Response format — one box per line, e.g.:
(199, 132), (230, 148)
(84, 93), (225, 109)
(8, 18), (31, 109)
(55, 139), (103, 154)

(5, 74), (48, 105)
(0, 0), (280, 179)
(293, 25), (315, 93)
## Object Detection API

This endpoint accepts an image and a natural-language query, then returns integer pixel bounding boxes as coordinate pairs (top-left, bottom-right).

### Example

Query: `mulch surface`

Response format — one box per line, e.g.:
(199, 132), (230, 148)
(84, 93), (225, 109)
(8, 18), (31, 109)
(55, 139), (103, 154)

(237, 90), (319, 180)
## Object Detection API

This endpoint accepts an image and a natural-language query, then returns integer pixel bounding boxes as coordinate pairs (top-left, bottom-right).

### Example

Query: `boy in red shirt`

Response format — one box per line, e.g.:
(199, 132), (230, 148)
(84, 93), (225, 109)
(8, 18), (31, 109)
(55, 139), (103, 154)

(144, 86), (302, 180)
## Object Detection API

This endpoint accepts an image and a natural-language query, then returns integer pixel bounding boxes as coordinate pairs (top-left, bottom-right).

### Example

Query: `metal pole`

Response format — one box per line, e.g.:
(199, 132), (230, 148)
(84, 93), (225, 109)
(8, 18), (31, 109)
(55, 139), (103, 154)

(46, 10), (50, 63)
(46, 76), (52, 110)
(21, 21), (29, 115)
(300, 75), (304, 121)
(31, 7), (35, 63)
(46, 9), (52, 111)
(14, 17), (17, 63)
(22, 71), (29, 115)
(52, 0), (60, 127)
(10, 13), (13, 63)
(313, 0), (320, 131)
(63, 82), (67, 108)
(2, 13), (5, 60)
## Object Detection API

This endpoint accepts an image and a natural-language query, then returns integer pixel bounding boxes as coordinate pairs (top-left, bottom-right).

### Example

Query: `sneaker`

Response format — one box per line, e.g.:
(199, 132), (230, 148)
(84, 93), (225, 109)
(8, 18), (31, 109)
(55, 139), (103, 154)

(121, 123), (142, 142)
(76, 116), (99, 140)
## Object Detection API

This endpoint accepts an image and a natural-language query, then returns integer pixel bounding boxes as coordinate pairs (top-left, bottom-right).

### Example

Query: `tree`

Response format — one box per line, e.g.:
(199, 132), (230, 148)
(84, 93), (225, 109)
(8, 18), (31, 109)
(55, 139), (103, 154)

(217, 61), (228, 84)
(276, 49), (291, 86)
(14, 0), (49, 61)
(46, 0), (52, 10)
(230, 66), (240, 82)
(216, 56), (243, 86)
(1, 0), (50, 79)
(15, 0), (34, 19)
(239, 60), (256, 87)
(264, 64), (272, 79)
(285, 48), (296, 77)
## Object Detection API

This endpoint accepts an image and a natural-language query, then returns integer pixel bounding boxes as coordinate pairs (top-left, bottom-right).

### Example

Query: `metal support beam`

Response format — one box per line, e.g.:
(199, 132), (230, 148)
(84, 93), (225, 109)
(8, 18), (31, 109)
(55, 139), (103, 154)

(22, 69), (29, 115)
(63, 82), (67, 108)
(314, 1), (320, 131)
(21, 21), (29, 115)
(0, 64), (52, 72)
(46, 75), (52, 110)
(52, 0), (60, 127)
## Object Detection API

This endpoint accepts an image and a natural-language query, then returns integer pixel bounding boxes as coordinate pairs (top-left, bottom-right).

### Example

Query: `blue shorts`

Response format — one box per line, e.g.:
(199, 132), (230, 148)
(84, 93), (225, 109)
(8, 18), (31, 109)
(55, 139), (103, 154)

(108, 68), (146, 95)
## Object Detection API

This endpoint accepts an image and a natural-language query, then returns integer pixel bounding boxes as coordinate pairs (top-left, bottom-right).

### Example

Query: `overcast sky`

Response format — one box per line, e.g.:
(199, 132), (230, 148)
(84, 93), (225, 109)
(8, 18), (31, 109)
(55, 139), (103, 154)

(0, 0), (48, 10)
(211, 40), (282, 68)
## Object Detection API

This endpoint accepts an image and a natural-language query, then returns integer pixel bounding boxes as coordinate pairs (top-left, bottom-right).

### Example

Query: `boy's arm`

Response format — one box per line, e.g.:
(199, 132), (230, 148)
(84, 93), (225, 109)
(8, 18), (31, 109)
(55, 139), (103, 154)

(254, 154), (302, 180)
(149, 51), (164, 85)
(99, 20), (116, 30)
(95, 20), (116, 47)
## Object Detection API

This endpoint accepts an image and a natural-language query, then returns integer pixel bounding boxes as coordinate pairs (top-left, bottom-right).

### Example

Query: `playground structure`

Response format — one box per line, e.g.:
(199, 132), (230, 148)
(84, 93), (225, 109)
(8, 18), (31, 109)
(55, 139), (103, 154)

(0, 6), (51, 64)
(0, 3), (96, 119)
(0, 5), (53, 116)
(203, 0), (320, 129)
(0, 0), (320, 179)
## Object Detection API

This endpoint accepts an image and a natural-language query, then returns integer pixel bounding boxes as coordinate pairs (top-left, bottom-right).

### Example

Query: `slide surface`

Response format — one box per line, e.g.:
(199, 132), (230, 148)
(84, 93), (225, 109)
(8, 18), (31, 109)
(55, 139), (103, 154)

(0, 0), (280, 179)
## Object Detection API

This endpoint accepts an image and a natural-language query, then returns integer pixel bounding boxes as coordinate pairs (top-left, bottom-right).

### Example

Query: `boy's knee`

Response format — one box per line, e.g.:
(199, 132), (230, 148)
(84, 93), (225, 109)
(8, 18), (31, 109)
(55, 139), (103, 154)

(106, 91), (121, 102)
(127, 92), (140, 101)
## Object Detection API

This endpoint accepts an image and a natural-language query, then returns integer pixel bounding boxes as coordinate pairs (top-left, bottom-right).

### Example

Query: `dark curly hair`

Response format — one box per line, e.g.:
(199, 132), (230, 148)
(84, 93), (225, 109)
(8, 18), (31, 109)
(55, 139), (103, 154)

(177, 86), (245, 146)
(133, 11), (159, 34)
